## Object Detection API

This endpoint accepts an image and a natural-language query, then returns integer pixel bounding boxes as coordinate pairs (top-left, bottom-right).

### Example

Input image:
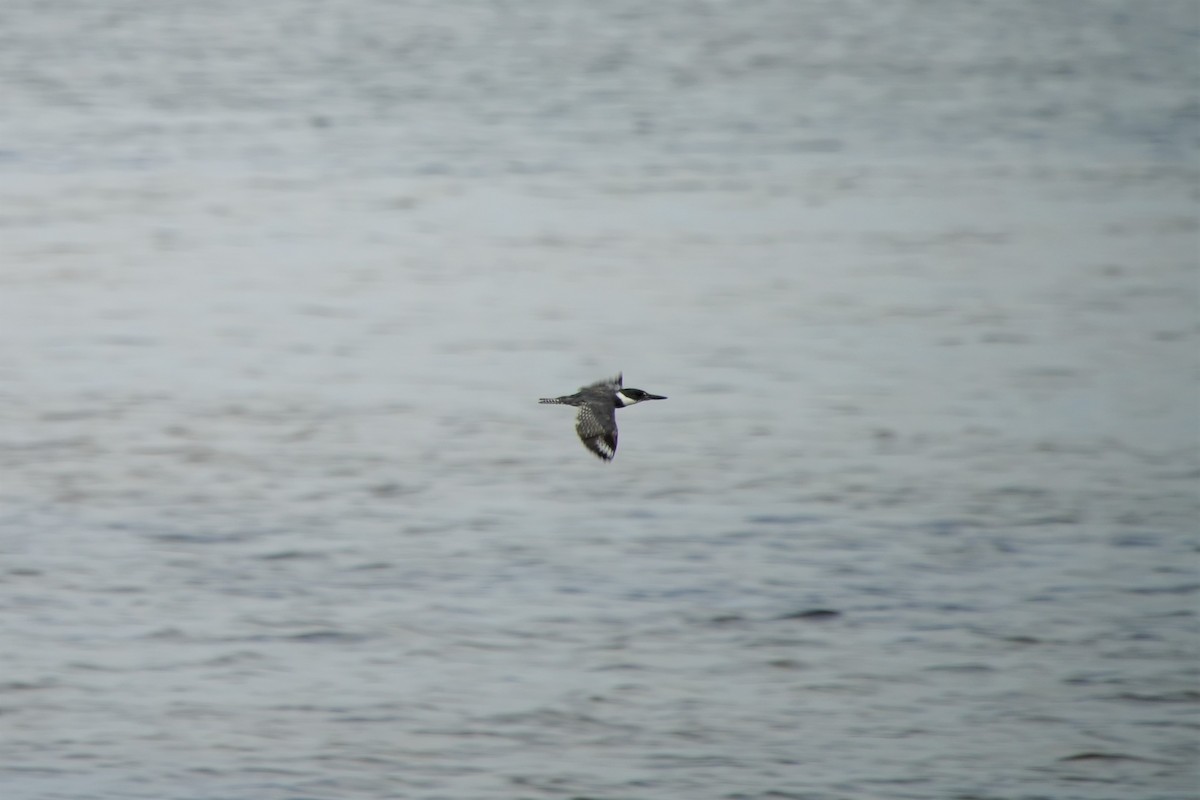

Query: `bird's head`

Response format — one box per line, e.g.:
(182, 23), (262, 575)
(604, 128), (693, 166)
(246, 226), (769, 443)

(615, 388), (668, 407)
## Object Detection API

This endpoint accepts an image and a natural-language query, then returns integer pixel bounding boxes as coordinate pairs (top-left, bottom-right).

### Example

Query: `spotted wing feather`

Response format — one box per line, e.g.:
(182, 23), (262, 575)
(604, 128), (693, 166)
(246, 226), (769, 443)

(575, 404), (618, 461)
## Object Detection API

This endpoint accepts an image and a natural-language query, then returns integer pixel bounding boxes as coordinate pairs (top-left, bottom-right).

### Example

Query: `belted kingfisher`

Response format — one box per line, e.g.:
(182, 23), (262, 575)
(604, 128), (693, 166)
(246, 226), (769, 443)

(539, 373), (667, 461)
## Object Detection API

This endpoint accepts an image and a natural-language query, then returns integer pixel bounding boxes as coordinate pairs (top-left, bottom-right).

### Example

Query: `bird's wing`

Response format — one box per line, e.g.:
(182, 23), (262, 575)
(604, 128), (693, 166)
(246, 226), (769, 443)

(575, 404), (618, 461)
(580, 373), (622, 393)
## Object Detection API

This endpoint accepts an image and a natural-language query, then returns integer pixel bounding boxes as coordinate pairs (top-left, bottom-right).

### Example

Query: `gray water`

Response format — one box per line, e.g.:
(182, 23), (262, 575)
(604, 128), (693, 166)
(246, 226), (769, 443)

(1, 2), (1198, 798)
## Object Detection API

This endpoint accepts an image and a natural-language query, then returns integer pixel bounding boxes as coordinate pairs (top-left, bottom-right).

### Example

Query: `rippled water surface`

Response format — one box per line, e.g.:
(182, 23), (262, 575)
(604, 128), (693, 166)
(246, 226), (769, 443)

(1, 2), (1198, 799)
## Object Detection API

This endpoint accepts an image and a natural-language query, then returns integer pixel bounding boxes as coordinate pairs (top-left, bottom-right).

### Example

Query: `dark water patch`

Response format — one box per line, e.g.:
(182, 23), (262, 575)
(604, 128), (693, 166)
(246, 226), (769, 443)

(767, 659), (805, 670)
(1126, 582), (1200, 596)
(929, 603), (980, 614)
(269, 703), (350, 713)
(775, 608), (841, 622)
(857, 778), (939, 792)
(1013, 513), (1083, 527)
(984, 484), (1051, 499)
(228, 629), (372, 645)
(647, 753), (746, 769)
(1059, 751), (1166, 764)
(1146, 609), (1196, 620)
(1063, 672), (1127, 687)
(486, 708), (636, 733)
(1152, 564), (1199, 577)
(367, 481), (416, 497)
(240, 765), (313, 778)
(0, 678), (57, 691)
(200, 650), (266, 667)
(1133, 720), (1200, 733)
(414, 725), (512, 739)
(986, 535), (1020, 553)
(925, 663), (996, 673)
(140, 627), (188, 640)
(746, 637), (822, 649)
(166, 705), (239, 722)
(97, 584), (144, 594)
(256, 549), (328, 561)
(332, 712), (407, 723)
(1112, 690), (1200, 704)
(725, 792), (825, 800)
(747, 514), (824, 526)
(970, 628), (1050, 645)
(923, 518), (984, 536)
(0, 436), (92, 452)
(285, 630), (371, 644)
(403, 522), (458, 536)
(1109, 532), (1167, 548)
(591, 662), (646, 671)
(38, 409), (113, 422)
(623, 586), (720, 602)
(1, 766), (72, 776)
(148, 530), (270, 544)
(1002, 635), (1046, 645)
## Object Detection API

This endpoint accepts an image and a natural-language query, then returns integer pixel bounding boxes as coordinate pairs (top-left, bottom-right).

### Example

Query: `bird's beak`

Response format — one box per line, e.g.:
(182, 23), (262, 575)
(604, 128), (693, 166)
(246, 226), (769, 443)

(645, 393), (667, 400)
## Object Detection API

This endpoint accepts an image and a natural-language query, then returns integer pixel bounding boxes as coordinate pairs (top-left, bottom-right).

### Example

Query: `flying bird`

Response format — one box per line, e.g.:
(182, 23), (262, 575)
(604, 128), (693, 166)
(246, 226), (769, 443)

(538, 373), (667, 461)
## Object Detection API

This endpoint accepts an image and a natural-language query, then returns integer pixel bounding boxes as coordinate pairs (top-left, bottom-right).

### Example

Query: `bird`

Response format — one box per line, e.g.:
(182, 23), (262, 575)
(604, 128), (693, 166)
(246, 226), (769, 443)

(539, 373), (667, 461)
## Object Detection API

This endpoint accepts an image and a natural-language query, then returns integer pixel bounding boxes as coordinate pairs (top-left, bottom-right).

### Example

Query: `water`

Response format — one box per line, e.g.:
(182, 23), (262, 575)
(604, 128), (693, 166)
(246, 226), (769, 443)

(0, 2), (1197, 798)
